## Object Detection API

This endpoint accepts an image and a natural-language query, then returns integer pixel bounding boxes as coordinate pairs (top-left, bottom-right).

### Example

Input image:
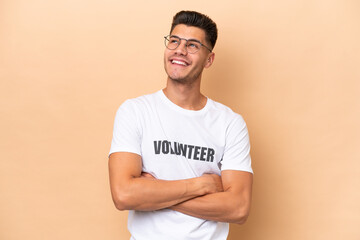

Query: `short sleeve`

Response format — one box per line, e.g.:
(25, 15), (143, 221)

(109, 100), (142, 156)
(220, 115), (253, 173)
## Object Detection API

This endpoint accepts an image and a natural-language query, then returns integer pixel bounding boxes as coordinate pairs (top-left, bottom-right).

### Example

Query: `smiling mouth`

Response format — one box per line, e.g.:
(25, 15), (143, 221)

(171, 60), (188, 66)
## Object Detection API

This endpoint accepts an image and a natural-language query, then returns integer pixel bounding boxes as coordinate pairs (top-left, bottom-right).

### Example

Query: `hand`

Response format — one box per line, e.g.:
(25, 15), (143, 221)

(201, 174), (223, 194)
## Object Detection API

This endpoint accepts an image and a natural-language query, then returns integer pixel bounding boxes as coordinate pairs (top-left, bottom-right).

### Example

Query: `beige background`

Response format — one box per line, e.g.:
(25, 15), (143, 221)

(1, 0), (359, 239)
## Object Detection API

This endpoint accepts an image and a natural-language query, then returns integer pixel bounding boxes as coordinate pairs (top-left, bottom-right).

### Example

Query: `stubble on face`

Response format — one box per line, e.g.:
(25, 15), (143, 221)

(164, 57), (203, 85)
(163, 25), (210, 86)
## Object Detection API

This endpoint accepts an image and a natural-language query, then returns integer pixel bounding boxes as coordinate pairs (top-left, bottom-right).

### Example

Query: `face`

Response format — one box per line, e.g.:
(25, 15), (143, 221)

(164, 24), (214, 84)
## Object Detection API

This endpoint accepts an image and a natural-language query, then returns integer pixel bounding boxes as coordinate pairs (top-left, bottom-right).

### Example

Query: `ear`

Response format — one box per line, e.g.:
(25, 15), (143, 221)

(204, 52), (215, 68)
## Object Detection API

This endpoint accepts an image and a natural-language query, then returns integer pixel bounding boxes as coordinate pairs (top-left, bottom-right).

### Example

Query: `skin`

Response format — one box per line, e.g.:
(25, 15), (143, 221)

(109, 152), (223, 211)
(108, 24), (253, 224)
(163, 24), (215, 110)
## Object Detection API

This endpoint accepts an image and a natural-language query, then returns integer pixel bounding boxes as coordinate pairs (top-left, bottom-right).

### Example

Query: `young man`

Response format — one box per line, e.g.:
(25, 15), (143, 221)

(109, 10), (253, 240)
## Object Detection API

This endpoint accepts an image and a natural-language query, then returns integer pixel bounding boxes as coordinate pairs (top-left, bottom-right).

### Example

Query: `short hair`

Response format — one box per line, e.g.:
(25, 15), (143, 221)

(170, 10), (218, 50)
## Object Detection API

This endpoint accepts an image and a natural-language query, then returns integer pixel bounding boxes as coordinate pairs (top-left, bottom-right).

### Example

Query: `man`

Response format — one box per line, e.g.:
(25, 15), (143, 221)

(108, 10), (253, 240)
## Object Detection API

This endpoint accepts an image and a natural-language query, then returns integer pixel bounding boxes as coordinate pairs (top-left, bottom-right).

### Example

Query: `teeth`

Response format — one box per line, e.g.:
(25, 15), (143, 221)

(172, 60), (187, 66)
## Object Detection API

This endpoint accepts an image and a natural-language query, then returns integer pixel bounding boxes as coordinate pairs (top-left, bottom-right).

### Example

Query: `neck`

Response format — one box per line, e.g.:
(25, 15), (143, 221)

(163, 78), (207, 111)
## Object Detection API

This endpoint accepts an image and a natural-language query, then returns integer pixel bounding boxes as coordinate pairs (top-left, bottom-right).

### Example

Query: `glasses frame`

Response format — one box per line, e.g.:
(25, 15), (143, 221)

(164, 35), (212, 53)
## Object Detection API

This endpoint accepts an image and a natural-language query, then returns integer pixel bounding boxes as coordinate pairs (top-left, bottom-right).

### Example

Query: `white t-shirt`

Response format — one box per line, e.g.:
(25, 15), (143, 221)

(110, 90), (253, 240)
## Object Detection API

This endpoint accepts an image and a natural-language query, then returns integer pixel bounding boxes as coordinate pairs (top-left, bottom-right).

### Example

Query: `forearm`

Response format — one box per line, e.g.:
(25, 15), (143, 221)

(170, 191), (251, 224)
(109, 152), (223, 212)
(170, 170), (253, 224)
(113, 176), (206, 211)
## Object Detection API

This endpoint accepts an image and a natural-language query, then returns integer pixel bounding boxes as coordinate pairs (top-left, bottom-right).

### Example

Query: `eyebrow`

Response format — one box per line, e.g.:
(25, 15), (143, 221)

(170, 35), (202, 44)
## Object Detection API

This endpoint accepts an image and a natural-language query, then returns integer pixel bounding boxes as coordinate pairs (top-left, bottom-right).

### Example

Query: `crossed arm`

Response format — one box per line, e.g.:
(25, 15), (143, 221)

(108, 152), (253, 224)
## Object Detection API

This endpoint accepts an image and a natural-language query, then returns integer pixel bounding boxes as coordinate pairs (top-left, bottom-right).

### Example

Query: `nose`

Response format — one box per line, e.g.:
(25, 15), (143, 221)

(174, 40), (188, 55)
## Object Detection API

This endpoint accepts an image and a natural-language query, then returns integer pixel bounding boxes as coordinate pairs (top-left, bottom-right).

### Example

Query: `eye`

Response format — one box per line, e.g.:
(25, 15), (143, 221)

(187, 41), (200, 50)
(169, 37), (179, 44)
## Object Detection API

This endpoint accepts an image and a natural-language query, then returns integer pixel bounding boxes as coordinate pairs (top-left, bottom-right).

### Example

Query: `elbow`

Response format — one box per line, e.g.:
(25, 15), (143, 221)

(113, 199), (127, 211)
(231, 206), (250, 225)
(110, 178), (142, 211)
(233, 214), (249, 225)
(112, 192), (134, 211)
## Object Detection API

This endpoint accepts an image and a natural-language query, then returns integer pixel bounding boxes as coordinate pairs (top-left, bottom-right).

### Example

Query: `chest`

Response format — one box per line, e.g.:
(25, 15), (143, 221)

(138, 111), (227, 180)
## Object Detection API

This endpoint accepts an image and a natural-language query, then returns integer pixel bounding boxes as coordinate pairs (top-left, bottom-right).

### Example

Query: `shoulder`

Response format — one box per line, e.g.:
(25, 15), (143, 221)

(207, 98), (246, 126)
(118, 91), (160, 111)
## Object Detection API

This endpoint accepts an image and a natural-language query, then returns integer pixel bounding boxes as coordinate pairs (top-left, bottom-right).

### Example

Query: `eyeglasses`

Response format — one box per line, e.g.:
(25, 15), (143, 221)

(164, 35), (212, 54)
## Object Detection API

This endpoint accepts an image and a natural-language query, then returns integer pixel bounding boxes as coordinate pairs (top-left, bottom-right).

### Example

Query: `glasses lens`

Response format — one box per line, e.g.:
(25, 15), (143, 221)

(165, 36), (180, 50)
(186, 40), (201, 54)
(164, 36), (203, 53)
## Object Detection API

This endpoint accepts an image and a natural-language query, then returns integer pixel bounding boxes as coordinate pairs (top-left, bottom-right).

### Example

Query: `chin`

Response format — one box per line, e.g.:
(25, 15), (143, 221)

(166, 70), (187, 83)
(169, 76), (187, 83)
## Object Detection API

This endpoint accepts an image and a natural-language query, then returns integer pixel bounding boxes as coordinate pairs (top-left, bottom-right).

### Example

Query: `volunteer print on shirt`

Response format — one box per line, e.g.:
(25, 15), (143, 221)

(153, 140), (215, 162)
